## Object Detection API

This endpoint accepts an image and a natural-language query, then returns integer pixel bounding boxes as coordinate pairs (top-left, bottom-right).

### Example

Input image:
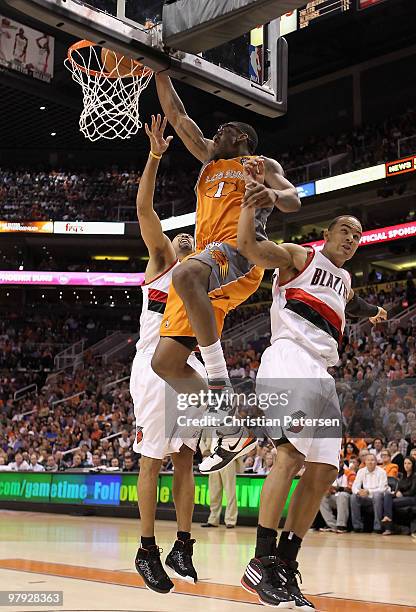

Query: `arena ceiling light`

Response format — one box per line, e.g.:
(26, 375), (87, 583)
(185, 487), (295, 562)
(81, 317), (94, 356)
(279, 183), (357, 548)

(92, 255), (130, 261)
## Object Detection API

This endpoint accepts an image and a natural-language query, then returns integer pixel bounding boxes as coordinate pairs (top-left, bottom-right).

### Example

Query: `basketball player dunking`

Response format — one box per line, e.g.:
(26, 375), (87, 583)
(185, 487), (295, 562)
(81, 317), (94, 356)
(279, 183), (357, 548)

(131, 115), (206, 592)
(151, 73), (301, 459)
(216, 159), (387, 609)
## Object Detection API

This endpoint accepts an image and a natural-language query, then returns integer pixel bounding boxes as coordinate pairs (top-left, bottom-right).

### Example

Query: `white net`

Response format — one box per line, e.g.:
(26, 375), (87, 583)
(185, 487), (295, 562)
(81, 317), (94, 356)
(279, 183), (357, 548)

(65, 42), (153, 141)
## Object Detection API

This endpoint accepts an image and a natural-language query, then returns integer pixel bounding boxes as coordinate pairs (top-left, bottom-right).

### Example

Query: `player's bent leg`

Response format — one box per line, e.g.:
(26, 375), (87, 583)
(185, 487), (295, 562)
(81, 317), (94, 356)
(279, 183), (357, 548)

(165, 445), (198, 583)
(172, 259), (218, 347)
(151, 337), (207, 395)
(135, 456), (174, 594)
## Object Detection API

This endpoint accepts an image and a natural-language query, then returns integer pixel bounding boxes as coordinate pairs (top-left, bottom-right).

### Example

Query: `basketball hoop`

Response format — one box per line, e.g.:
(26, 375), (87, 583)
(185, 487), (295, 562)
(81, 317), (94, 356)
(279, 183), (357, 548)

(65, 40), (153, 141)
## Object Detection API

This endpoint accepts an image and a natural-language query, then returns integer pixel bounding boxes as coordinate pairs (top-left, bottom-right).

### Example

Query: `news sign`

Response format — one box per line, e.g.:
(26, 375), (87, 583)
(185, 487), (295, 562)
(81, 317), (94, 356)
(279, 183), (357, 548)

(53, 221), (125, 235)
(303, 221), (416, 250)
(0, 220), (53, 233)
(0, 15), (54, 82)
(385, 155), (416, 177)
(0, 271), (145, 286)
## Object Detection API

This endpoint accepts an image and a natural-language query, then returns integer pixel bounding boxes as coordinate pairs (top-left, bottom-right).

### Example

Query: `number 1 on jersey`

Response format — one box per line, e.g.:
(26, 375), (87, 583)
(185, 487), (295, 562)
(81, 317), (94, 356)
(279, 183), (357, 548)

(213, 181), (225, 198)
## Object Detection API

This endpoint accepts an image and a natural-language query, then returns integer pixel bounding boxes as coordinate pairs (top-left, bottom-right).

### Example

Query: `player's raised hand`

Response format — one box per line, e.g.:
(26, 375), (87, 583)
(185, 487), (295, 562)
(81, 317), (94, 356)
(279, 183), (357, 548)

(369, 306), (388, 325)
(145, 114), (173, 156)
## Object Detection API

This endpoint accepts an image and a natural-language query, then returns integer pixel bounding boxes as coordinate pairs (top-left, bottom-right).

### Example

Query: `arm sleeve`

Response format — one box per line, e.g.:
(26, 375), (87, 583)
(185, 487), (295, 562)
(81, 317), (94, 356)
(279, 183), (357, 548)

(345, 294), (379, 318)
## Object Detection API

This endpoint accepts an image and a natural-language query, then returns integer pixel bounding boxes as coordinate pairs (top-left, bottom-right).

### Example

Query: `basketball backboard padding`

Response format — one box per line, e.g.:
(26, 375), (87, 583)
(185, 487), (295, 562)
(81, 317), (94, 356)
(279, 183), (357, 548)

(163, 0), (305, 54)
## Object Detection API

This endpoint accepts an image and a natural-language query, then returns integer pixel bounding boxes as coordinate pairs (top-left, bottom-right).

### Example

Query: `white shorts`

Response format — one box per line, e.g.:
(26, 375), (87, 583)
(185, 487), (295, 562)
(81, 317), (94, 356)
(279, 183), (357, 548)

(256, 338), (341, 468)
(130, 350), (206, 460)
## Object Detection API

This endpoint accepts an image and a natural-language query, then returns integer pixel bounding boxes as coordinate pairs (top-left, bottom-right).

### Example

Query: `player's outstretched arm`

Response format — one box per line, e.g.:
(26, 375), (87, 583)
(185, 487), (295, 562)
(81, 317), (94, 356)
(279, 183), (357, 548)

(346, 289), (388, 324)
(243, 157), (301, 213)
(136, 114), (176, 264)
(155, 73), (214, 162)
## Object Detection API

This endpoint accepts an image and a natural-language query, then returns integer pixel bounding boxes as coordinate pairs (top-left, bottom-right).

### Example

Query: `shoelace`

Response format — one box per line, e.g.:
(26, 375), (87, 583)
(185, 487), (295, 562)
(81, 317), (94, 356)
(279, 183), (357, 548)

(263, 557), (289, 590)
(174, 540), (196, 572)
(139, 546), (167, 581)
(282, 563), (303, 590)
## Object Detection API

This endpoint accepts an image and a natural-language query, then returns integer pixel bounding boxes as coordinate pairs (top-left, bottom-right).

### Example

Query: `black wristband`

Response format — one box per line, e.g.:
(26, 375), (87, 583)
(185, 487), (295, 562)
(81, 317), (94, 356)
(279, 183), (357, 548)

(345, 294), (379, 318)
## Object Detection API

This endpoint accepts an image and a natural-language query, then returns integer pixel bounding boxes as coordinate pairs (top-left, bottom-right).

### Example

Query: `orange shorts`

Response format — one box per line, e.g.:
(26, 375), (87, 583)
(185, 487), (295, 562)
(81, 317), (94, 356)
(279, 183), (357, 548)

(160, 242), (264, 338)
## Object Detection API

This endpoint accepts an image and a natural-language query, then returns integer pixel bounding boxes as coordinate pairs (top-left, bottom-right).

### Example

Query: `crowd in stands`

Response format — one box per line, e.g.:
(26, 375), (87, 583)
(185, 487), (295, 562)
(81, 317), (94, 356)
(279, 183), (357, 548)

(0, 109), (414, 222)
(283, 108), (416, 184)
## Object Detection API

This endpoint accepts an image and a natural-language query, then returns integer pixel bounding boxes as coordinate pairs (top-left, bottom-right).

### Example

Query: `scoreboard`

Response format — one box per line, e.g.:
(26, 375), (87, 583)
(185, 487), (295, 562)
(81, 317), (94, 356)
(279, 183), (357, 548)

(299, 1), (351, 28)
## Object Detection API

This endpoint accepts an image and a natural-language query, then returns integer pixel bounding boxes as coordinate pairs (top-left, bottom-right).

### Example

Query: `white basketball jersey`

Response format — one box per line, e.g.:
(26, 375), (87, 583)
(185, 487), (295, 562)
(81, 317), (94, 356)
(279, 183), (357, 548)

(271, 248), (351, 367)
(136, 260), (178, 355)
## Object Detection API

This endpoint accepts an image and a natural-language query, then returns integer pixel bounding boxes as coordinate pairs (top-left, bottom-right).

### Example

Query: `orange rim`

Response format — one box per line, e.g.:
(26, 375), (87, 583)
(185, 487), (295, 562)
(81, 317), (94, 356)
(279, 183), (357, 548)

(67, 39), (153, 79)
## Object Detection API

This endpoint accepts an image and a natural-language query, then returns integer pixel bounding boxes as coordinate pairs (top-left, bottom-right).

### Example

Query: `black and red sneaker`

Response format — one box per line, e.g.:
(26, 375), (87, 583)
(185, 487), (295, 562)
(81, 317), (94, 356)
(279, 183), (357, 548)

(166, 538), (198, 583)
(281, 559), (315, 611)
(134, 545), (174, 594)
(241, 556), (294, 608)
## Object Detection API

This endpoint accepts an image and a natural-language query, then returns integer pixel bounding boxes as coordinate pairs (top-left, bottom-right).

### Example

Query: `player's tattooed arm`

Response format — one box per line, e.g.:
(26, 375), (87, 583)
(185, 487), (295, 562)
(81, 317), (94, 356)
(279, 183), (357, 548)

(136, 114), (176, 267)
(242, 157), (301, 213)
(155, 73), (214, 162)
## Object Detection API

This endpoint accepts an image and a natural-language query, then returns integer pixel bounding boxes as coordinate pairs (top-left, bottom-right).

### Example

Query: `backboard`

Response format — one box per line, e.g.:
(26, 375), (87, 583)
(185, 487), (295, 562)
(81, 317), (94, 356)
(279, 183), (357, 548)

(4, 0), (303, 116)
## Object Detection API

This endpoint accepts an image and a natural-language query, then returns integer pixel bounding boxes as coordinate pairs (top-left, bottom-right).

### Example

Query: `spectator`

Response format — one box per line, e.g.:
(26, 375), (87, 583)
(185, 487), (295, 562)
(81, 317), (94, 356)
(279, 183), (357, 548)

(257, 452), (275, 476)
(45, 454), (58, 472)
(27, 452), (45, 472)
(8, 452), (30, 471)
(358, 448), (370, 468)
(123, 452), (137, 472)
(111, 457), (120, 469)
(343, 442), (359, 462)
(71, 454), (84, 469)
(368, 438), (384, 464)
(319, 457), (354, 533)
(118, 430), (132, 450)
(351, 454), (388, 533)
(392, 428), (409, 457)
(381, 456), (416, 536)
(380, 449), (399, 478)
(0, 456), (11, 471)
(388, 440), (405, 473)
(243, 455), (255, 474)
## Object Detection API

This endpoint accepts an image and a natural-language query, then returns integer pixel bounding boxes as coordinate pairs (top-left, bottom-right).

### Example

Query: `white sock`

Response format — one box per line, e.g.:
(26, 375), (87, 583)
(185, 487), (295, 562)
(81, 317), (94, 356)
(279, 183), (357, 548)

(199, 340), (229, 382)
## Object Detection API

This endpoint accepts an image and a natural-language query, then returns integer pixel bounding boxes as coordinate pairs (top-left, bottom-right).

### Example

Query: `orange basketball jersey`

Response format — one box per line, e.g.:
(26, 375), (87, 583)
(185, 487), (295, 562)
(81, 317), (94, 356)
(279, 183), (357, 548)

(195, 156), (271, 251)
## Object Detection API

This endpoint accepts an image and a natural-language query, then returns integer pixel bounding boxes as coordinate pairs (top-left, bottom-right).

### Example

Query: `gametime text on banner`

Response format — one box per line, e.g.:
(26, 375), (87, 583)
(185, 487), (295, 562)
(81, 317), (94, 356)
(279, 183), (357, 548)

(0, 472), (298, 519)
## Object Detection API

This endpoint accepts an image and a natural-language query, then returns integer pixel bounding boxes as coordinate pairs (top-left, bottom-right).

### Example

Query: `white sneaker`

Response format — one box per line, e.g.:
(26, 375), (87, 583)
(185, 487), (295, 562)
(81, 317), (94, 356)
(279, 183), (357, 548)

(199, 433), (257, 474)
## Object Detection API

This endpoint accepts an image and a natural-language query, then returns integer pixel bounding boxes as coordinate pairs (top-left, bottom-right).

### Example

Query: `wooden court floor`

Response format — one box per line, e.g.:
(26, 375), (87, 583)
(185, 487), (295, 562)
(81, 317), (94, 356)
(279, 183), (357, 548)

(0, 511), (415, 612)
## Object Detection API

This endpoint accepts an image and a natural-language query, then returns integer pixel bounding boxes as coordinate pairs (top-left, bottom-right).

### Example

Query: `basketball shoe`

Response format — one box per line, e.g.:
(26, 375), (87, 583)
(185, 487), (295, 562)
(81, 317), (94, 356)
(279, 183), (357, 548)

(134, 545), (174, 594)
(165, 538), (198, 582)
(241, 556), (294, 608)
(199, 431), (257, 473)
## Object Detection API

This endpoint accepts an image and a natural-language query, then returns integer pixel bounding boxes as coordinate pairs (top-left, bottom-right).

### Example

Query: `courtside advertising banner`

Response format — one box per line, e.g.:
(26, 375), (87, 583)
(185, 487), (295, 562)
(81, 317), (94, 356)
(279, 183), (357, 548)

(0, 15), (54, 82)
(0, 472), (298, 519)
(53, 221), (125, 235)
(303, 221), (416, 251)
(0, 220), (53, 233)
(0, 271), (145, 286)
